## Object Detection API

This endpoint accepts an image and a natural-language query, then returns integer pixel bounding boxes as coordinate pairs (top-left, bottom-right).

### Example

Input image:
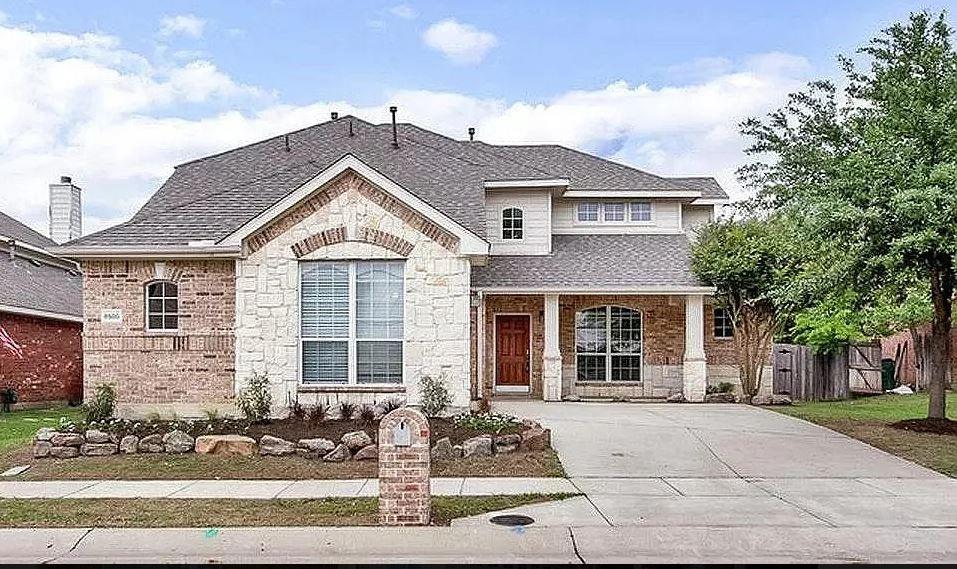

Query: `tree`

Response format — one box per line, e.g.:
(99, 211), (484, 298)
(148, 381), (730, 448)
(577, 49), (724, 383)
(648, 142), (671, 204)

(740, 12), (957, 419)
(691, 216), (804, 399)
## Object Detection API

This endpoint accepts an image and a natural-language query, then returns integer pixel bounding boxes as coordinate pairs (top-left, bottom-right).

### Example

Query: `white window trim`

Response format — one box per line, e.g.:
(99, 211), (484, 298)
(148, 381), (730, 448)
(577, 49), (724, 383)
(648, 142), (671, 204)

(501, 206), (525, 242)
(576, 202), (601, 224)
(603, 202), (627, 223)
(298, 261), (406, 387)
(144, 280), (179, 333)
(575, 201), (655, 226)
(629, 201), (654, 224)
(574, 305), (644, 383)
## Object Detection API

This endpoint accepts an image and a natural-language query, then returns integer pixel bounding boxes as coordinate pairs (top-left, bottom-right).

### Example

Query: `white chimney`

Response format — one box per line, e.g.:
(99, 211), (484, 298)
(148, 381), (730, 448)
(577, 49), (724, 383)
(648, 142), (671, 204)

(49, 175), (82, 244)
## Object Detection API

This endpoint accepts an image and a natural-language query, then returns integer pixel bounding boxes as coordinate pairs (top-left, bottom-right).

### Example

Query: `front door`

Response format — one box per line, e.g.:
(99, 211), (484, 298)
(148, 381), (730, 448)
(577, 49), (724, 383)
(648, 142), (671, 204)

(496, 315), (530, 391)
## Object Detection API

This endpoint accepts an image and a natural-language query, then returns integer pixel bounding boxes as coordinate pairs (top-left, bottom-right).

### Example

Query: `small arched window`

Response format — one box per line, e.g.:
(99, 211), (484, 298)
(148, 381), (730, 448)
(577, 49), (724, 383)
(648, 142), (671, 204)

(146, 281), (179, 331)
(502, 208), (523, 240)
(575, 306), (642, 382)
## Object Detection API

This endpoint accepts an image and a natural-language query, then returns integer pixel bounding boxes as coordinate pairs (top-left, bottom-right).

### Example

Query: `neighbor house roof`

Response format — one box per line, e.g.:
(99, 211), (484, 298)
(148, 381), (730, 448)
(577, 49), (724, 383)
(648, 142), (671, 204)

(63, 117), (728, 249)
(0, 211), (57, 249)
(471, 234), (707, 290)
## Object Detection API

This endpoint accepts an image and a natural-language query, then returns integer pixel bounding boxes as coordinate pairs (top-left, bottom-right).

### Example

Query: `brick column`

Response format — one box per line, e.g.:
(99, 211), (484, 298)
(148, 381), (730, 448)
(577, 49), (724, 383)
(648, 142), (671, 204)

(378, 407), (430, 525)
(683, 294), (707, 402)
(543, 294), (562, 401)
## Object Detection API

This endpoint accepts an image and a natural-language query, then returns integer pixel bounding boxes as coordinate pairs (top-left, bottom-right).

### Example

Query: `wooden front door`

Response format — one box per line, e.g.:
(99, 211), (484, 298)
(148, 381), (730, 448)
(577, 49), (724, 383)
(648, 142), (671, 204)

(496, 315), (530, 388)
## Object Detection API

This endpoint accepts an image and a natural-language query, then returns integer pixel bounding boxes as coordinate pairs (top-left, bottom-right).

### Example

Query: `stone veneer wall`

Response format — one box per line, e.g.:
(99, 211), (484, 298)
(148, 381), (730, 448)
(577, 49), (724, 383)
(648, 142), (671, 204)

(235, 171), (471, 412)
(82, 260), (235, 414)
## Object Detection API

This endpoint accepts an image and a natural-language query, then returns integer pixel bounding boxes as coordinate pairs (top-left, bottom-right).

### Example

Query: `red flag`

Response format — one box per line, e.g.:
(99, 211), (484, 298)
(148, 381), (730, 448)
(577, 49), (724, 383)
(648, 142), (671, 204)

(0, 324), (23, 359)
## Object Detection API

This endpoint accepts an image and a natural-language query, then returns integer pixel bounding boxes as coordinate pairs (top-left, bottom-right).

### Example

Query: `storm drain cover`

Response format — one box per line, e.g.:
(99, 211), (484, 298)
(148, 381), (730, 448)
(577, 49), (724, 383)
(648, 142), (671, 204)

(490, 514), (535, 527)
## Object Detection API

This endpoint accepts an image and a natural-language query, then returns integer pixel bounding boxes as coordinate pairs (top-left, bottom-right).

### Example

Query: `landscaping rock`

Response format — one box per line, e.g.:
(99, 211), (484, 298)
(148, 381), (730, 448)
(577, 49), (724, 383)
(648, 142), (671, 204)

(163, 430), (195, 454)
(49, 446), (79, 459)
(353, 444), (378, 461)
(666, 393), (687, 403)
(452, 445), (463, 458)
(259, 435), (296, 456)
(84, 429), (111, 444)
(138, 434), (165, 453)
(80, 443), (118, 456)
(35, 428), (56, 442)
(323, 443), (351, 462)
(431, 437), (454, 461)
(462, 435), (492, 458)
(705, 392), (737, 404)
(50, 433), (83, 447)
(751, 394), (793, 406)
(298, 438), (336, 455)
(520, 427), (551, 451)
(195, 435), (256, 456)
(494, 433), (522, 454)
(119, 435), (139, 454)
(563, 393), (581, 402)
(33, 441), (52, 458)
(341, 430), (373, 451)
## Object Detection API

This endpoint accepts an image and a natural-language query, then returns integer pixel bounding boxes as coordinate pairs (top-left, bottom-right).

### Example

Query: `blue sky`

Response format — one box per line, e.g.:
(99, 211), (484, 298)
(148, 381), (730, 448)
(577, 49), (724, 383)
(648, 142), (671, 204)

(0, 0), (954, 234)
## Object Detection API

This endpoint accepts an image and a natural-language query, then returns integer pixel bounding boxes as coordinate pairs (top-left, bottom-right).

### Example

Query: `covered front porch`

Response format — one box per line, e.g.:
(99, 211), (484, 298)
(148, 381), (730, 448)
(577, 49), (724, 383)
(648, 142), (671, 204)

(470, 291), (717, 403)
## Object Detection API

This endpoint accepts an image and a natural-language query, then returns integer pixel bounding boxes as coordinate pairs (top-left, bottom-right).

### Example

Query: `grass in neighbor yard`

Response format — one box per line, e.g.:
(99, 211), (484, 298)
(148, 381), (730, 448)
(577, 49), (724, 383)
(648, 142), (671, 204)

(0, 407), (83, 454)
(772, 392), (957, 477)
(0, 494), (577, 528)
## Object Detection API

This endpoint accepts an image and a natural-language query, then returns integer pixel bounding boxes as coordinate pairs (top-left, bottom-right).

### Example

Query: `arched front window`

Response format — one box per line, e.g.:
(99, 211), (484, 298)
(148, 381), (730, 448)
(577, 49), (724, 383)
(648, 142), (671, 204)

(575, 306), (642, 381)
(146, 281), (179, 331)
(502, 207), (523, 240)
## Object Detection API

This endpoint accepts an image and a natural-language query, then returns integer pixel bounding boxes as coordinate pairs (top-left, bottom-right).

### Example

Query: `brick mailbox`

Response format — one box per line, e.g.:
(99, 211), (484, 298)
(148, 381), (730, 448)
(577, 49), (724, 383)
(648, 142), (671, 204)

(378, 407), (431, 526)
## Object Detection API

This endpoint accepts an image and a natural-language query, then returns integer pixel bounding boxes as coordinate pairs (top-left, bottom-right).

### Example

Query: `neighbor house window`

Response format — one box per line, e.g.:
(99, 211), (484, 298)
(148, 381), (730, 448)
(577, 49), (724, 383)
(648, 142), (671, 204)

(575, 306), (642, 382)
(714, 307), (734, 339)
(146, 281), (179, 331)
(604, 203), (626, 222)
(502, 207), (524, 240)
(577, 202), (600, 222)
(300, 261), (404, 384)
(630, 202), (652, 222)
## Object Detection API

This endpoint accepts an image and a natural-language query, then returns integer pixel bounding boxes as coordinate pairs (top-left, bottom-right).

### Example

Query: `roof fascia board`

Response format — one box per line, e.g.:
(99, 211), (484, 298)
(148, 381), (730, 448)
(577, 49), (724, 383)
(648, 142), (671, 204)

(220, 154), (489, 255)
(0, 304), (83, 323)
(472, 285), (717, 295)
(562, 190), (702, 199)
(0, 237), (79, 270)
(483, 178), (570, 189)
(691, 198), (731, 205)
(54, 245), (242, 259)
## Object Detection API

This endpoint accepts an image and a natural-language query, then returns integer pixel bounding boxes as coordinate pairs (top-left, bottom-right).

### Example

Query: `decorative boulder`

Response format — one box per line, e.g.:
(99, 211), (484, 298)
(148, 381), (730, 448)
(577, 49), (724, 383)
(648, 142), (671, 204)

(81, 443), (118, 456)
(163, 430), (195, 454)
(341, 430), (373, 451)
(297, 438), (336, 455)
(562, 393), (581, 402)
(138, 434), (165, 453)
(50, 433), (83, 447)
(259, 435), (296, 456)
(195, 435), (257, 456)
(520, 427), (550, 451)
(353, 444), (378, 461)
(494, 434), (522, 454)
(462, 435), (493, 458)
(430, 437), (454, 461)
(323, 443), (351, 462)
(119, 435), (139, 454)
(35, 428), (56, 442)
(33, 441), (52, 458)
(49, 446), (79, 459)
(84, 429), (111, 444)
(666, 393), (687, 403)
(705, 392), (737, 404)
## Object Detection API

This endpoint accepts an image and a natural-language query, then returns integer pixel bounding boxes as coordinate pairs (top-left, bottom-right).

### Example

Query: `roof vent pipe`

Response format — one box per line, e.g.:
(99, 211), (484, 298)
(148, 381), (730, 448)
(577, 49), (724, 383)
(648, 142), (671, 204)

(468, 127), (475, 142)
(331, 111), (339, 120)
(283, 134), (290, 152)
(389, 106), (399, 148)
(349, 120), (354, 137)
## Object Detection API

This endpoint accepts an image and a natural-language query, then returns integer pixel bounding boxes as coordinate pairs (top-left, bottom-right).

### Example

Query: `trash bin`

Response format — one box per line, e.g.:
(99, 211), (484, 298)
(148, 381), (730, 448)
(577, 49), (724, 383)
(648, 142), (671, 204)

(881, 358), (896, 391)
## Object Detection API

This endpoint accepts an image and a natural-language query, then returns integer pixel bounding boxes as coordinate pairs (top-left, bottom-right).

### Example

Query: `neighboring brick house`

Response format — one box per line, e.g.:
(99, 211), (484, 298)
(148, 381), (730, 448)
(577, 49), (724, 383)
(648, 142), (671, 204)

(58, 113), (743, 417)
(0, 208), (83, 407)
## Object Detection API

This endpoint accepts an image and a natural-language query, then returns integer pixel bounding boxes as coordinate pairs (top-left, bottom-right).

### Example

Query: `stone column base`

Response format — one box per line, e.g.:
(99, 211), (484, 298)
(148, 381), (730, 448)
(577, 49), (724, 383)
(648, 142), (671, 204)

(543, 355), (562, 401)
(683, 359), (707, 402)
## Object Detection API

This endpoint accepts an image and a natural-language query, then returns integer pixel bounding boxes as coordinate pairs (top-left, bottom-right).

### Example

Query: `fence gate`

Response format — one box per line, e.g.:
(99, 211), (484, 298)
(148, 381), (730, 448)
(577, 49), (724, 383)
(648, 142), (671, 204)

(772, 343), (853, 401)
(848, 342), (883, 394)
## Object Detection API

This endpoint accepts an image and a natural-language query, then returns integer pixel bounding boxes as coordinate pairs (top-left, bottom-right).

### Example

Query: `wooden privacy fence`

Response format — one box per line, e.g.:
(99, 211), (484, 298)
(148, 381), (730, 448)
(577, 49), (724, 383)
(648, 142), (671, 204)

(771, 342), (882, 402)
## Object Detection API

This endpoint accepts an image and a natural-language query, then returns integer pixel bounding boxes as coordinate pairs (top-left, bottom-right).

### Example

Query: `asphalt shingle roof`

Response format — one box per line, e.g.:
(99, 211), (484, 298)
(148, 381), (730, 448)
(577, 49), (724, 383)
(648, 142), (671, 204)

(0, 253), (82, 318)
(0, 211), (56, 249)
(471, 234), (703, 289)
(65, 117), (728, 248)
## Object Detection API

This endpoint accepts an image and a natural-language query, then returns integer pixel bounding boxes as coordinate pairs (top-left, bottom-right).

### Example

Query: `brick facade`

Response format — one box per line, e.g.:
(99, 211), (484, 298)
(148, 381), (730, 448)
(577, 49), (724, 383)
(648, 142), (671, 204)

(82, 259), (235, 410)
(378, 407), (431, 526)
(0, 312), (82, 406)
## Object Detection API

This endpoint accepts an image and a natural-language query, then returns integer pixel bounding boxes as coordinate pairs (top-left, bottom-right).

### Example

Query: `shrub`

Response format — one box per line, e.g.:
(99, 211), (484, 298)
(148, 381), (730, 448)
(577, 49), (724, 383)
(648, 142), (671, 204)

(419, 374), (453, 417)
(379, 397), (405, 415)
(290, 399), (306, 421)
(707, 382), (736, 395)
(338, 401), (358, 421)
(307, 403), (328, 424)
(84, 383), (116, 422)
(358, 404), (377, 426)
(201, 408), (220, 422)
(145, 411), (162, 423)
(237, 371), (272, 423)
(452, 412), (518, 434)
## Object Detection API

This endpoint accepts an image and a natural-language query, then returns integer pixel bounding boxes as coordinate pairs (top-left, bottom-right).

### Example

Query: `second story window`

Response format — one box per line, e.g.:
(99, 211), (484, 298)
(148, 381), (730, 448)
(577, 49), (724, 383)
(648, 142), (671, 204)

(714, 307), (734, 339)
(577, 202), (600, 222)
(146, 281), (179, 331)
(630, 202), (652, 222)
(604, 203), (626, 222)
(502, 207), (524, 240)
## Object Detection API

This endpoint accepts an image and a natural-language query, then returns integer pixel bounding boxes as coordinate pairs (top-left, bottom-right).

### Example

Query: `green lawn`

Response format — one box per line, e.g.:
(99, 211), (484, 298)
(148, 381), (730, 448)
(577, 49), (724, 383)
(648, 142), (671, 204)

(772, 393), (957, 477)
(0, 407), (84, 454)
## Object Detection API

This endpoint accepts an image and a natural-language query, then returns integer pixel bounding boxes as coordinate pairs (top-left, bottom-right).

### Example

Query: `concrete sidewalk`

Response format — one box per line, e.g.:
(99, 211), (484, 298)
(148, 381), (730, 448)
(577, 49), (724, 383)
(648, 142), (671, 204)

(2, 525), (955, 563)
(0, 477), (578, 499)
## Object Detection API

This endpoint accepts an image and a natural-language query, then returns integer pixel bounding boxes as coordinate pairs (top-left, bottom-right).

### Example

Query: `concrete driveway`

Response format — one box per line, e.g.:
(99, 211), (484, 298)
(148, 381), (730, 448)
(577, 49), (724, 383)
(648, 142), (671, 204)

(470, 401), (957, 536)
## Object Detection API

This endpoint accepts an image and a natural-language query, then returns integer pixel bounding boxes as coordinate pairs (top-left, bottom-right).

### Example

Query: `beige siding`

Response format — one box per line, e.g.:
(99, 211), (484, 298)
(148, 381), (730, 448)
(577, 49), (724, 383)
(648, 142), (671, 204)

(485, 190), (551, 255)
(681, 204), (715, 235)
(552, 198), (683, 234)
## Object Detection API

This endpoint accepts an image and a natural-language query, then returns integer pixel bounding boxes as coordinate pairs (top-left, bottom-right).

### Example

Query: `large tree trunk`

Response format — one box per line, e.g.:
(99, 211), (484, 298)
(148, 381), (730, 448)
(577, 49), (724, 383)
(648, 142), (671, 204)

(733, 303), (776, 400)
(928, 263), (953, 419)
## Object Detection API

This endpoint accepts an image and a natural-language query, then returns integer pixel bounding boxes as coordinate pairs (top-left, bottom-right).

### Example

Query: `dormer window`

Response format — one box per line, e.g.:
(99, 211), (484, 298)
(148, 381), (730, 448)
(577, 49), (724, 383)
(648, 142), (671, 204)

(630, 202), (652, 222)
(576, 201), (654, 224)
(502, 207), (523, 240)
(604, 203), (626, 222)
(577, 202), (600, 222)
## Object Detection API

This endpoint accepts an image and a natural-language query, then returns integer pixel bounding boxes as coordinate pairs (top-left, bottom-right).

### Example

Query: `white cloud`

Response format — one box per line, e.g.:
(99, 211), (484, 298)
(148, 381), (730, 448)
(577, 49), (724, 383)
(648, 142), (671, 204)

(422, 19), (498, 65)
(390, 4), (417, 19)
(0, 20), (811, 238)
(159, 14), (206, 38)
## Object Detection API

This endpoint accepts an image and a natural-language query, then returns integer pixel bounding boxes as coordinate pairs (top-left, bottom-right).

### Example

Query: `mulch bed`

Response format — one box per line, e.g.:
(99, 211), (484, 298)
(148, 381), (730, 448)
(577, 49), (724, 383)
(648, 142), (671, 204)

(247, 416), (523, 446)
(889, 418), (957, 436)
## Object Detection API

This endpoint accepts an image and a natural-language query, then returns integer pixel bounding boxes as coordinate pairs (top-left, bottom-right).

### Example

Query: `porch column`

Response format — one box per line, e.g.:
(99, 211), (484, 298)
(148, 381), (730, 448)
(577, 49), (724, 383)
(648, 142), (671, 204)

(683, 294), (707, 402)
(543, 293), (562, 401)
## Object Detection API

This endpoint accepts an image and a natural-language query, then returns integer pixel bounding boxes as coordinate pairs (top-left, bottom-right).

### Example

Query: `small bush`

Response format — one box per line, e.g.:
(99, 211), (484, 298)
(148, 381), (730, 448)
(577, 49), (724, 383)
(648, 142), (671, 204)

(290, 399), (306, 421)
(307, 403), (328, 424)
(237, 371), (272, 423)
(338, 401), (358, 421)
(201, 408), (221, 422)
(84, 383), (116, 422)
(452, 412), (519, 434)
(379, 397), (405, 415)
(358, 404), (377, 426)
(419, 374), (453, 417)
(707, 382), (736, 395)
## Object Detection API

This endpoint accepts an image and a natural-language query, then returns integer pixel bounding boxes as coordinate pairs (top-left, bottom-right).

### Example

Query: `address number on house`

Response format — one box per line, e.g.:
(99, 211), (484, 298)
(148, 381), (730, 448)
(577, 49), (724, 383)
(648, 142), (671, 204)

(100, 309), (123, 324)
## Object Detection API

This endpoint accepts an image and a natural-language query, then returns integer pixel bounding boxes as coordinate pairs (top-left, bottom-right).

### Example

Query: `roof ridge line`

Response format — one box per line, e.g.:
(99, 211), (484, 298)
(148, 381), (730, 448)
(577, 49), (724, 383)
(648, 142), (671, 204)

(541, 143), (688, 190)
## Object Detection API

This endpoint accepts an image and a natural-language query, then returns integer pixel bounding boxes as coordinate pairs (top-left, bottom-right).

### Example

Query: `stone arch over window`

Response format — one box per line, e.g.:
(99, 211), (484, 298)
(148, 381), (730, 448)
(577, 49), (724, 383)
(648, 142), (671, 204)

(291, 226), (416, 258)
(574, 305), (642, 382)
(501, 207), (523, 240)
(145, 280), (179, 331)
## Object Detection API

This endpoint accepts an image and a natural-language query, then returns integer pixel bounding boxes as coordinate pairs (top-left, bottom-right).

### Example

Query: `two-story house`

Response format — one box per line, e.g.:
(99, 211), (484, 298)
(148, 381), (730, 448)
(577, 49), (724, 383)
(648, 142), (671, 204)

(58, 113), (737, 417)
